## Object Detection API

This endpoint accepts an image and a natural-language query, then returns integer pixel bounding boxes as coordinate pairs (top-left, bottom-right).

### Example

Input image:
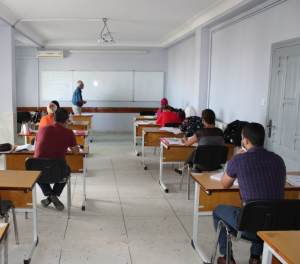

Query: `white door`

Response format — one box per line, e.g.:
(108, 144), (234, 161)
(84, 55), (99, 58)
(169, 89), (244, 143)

(266, 43), (300, 171)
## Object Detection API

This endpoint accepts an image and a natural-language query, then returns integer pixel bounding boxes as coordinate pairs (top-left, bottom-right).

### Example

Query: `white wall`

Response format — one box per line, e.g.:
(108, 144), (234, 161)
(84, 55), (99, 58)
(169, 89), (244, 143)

(209, 0), (300, 125)
(166, 37), (197, 113)
(15, 47), (168, 131)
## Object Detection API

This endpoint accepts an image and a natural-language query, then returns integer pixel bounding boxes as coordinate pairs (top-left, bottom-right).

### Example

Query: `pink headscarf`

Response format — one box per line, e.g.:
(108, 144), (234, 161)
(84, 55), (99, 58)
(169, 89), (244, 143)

(157, 98), (169, 118)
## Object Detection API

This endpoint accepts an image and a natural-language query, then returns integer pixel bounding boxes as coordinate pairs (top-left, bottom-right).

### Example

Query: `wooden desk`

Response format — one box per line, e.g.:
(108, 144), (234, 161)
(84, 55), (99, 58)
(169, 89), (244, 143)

(18, 131), (89, 145)
(67, 121), (89, 131)
(133, 115), (157, 146)
(141, 127), (183, 170)
(0, 170), (42, 264)
(0, 223), (9, 264)
(189, 172), (300, 263)
(3, 146), (89, 211)
(73, 115), (93, 142)
(133, 121), (160, 156)
(258, 231), (300, 264)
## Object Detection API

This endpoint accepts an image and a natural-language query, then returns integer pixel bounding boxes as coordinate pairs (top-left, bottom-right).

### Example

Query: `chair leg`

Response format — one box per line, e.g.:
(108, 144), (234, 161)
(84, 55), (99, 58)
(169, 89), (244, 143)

(11, 206), (19, 245)
(69, 176), (72, 206)
(25, 212), (28, 219)
(187, 166), (191, 200)
(4, 227), (8, 264)
(226, 229), (232, 264)
(179, 163), (186, 191)
(211, 220), (223, 264)
(154, 148), (156, 156)
(67, 180), (71, 219)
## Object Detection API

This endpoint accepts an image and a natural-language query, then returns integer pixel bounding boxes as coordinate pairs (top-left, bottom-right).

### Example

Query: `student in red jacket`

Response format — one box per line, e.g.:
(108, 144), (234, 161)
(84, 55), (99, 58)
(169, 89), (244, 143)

(156, 104), (181, 127)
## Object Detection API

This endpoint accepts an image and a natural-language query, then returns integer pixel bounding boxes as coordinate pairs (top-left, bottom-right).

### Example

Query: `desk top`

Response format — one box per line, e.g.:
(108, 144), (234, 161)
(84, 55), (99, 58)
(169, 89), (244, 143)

(257, 231), (300, 264)
(9, 145), (89, 155)
(73, 114), (93, 117)
(160, 140), (239, 149)
(18, 131), (88, 137)
(0, 170), (42, 190)
(142, 127), (184, 134)
(134, 121), (160, 127)
(134, 116), (157, 120)
(191, 172), (300, 192)
(71, 121), (89, 126)
(0, 223), (9, 244)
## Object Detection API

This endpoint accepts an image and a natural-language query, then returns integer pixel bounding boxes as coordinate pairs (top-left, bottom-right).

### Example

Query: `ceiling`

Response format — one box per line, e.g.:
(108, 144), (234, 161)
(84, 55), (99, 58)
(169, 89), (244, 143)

(0, 0), (249, 47)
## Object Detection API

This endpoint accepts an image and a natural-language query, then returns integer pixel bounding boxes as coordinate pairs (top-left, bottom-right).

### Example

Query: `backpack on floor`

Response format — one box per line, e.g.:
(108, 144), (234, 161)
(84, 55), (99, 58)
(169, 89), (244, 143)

(224, 120), (249, 145)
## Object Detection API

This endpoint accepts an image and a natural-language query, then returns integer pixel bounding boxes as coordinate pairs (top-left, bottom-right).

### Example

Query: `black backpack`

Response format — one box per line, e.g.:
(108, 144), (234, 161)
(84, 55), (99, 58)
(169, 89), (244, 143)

(224, 120), (249, 145)
(32, 110), (42, 123)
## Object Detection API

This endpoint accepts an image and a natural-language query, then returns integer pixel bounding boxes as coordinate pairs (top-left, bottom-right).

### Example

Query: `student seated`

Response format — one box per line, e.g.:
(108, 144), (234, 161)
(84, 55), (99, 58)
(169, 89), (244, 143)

(156, 104), (181, 127)
(180, 106), (204, 137)
(213, 123), (286, 264)
(39, 101), (59, 128)
(175, 109), (224, 174)
(157, 98), (174, 118)
(34, 108), (79, 211)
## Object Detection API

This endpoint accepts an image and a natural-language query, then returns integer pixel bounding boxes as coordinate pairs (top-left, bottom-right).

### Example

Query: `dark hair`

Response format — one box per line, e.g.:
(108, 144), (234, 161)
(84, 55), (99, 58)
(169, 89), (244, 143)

(51, 100), (60, 108)
(162, 104), (171, 111)
(201, 109), (215, 124)
(242, 123), (265, 147)
(54, 108), (69, 124)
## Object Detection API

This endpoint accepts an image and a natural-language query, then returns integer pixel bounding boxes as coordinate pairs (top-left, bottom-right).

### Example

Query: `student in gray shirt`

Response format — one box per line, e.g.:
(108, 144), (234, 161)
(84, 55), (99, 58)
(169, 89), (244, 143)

(175, 109), (224, 174)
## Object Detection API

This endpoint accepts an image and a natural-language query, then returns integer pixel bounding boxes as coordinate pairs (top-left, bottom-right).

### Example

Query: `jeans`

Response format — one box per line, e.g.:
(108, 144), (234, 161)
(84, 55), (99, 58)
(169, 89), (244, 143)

(38, 165), (71, 197)
(213, 205), (263, 256)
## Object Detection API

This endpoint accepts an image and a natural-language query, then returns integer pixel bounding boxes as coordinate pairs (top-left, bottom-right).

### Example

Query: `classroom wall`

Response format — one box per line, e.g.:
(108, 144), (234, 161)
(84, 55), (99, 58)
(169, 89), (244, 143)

(15, 47), (168, 131)
(166, 37), (197, 113)
(209, 0), (300, 125)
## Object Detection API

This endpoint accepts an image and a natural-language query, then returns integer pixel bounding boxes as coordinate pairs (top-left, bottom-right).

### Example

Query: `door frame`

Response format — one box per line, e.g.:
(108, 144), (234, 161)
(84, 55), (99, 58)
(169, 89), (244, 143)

(265, 36), (300, 149)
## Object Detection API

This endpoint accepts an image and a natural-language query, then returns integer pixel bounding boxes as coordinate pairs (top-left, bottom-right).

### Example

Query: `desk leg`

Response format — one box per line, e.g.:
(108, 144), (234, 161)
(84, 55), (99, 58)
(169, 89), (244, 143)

(134, 124), (139, 156)
(261, 243), (274, 264)
(159, 142), (168, 193)
(24, 185), (38, 264)
(141, 132), (147, 170)
(3, 154), (7, 170)
(192, 183), (210, 263)
(24, 136), (27, 145)
(82, 155), (87, 211)
(4, 225), (8, 264)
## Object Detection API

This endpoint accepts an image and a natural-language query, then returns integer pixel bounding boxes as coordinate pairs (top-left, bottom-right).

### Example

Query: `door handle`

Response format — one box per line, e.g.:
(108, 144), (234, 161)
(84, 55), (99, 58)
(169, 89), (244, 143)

(267, 119), (275, 138)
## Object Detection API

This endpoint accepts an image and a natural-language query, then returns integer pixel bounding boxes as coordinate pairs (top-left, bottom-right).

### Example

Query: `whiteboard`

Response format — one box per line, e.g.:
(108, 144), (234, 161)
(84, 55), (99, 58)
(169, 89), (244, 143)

(42, 71), (72, 101)
(134, 72), (164, 101)
(72, 71), (133, 101)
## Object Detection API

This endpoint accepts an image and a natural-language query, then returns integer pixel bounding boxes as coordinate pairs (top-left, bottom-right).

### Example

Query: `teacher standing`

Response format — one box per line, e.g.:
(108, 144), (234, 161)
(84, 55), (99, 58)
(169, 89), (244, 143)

(72, 80), (87, 114)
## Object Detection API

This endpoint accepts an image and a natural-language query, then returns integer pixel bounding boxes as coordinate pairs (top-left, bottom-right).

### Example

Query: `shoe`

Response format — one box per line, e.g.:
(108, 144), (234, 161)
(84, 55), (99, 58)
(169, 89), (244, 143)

(49, 195), (64, 211)
(41, 197), (51, 207)
(217, 256), (236, 264)
(249, 258), (261, 264)
(174, 169), (182, 175)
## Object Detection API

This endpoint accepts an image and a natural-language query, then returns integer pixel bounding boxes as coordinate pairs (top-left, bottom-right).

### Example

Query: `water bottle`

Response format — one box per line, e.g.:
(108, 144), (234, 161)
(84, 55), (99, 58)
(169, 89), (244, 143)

(22, 122), (28, 134)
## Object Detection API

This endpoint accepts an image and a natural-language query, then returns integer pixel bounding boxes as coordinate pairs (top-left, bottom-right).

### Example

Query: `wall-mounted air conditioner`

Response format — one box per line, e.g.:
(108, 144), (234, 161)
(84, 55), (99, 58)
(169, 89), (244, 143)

(36, 50), (63, 58)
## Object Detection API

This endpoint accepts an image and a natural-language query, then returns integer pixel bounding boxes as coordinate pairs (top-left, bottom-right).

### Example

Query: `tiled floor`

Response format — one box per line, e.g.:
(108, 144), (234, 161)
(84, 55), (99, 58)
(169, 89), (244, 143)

(1, 132), (253, 264)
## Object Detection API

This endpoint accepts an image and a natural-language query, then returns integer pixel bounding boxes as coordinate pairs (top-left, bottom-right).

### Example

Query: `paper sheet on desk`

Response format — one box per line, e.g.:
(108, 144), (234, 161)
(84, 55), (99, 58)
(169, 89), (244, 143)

(210, 172), (239, 186)
(286, 175), (300, 186)
(67, 147), (83, 153)
(159, 127), (183, 135)
(144, 116), (157, 118)
(15, 144), (35, 152)
(136, 121), (157, 125)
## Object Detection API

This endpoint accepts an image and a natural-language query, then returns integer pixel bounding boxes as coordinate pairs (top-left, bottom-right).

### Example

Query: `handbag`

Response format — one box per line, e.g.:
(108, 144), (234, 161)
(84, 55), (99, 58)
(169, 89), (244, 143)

(0, 143), (12, 152)
(224, 120), (249, 145)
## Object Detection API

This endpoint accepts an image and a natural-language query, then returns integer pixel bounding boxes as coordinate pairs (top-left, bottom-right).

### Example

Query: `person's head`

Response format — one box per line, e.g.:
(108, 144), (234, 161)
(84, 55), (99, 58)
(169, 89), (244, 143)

(51, 100), (60, 108)
(54, 108), (69, 127)
(47, 103), (57, 114)
(162, 104), (171, 111)
(161, 98), (168, 106)
(242, 123), (265, 149)
(77, 80), (84, 89)
(185, 106), (197, 118)
(201, 109), (215, 125)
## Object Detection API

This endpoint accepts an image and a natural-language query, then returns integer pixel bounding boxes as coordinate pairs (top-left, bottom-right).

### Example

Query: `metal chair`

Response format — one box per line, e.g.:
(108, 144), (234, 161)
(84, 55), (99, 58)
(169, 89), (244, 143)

(164, 122), (182, 127)
(180, 145), (228, 199)
(25, 158), (72, 219)
(211, 199), (300, 264)
(0, 194), (19, 245)
(140, 111), (155, 116)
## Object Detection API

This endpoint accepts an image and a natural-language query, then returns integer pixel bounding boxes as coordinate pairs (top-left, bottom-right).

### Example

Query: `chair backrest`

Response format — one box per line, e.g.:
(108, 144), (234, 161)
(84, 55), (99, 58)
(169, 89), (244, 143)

(25, 157), (68, 184)
(164, 122), (182, 128)
(237, 199), (300, 233)
(140, 111), (155, 116)
(17, 111), (32, 124)
(193, 145), (229, 171)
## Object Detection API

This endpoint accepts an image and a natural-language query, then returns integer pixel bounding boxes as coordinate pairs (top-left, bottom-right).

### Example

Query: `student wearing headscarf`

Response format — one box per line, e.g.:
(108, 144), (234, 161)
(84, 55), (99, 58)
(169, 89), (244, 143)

(39, 103), (58, 128)
(180, 106), (204, 137)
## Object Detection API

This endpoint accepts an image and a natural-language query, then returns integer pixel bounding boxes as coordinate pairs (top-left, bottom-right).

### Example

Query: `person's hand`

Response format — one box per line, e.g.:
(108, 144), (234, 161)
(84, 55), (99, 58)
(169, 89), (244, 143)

(83, 101), (87, 104)
(182, 136), (187, 144)
(237, 148), (245, 154)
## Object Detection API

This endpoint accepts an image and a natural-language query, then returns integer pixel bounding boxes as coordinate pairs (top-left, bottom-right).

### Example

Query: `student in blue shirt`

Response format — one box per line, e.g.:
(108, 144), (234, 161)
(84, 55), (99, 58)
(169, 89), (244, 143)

(72, 80), (87, 114)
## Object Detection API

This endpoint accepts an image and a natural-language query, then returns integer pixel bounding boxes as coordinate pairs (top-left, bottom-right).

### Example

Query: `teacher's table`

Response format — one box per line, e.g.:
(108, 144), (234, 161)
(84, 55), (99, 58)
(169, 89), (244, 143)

(133, 115), (157, 144)
(3, 146), (89, 211)
(141, 127), (183, 170)
(189, 172), (300, 263)
(258, 231), (300, 264)
(73, 115), (93, 142)
(158, 141), (239, 193)
(0, 223), (9, 264)
(18, 131), (89, 145)
(67, 121), (89, 131)
(0, 170), (42, 264)
(133, 121), (160, 156)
